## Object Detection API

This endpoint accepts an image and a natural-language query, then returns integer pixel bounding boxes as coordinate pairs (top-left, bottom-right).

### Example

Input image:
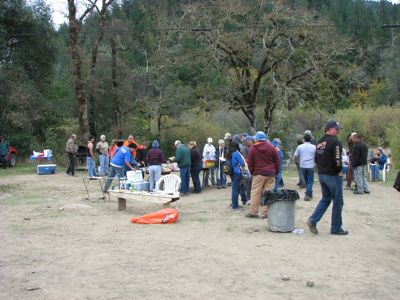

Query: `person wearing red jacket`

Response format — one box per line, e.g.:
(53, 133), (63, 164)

(245, 131), (280, 219)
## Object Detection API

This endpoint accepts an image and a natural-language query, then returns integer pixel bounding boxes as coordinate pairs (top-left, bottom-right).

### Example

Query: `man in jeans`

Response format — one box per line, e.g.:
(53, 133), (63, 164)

(245, 131), (280, 219)
(294, 133), (316, 201)
(174, 140), (191, 196)
(351, 133), (370, 194)
(307, 120), (348, 236)
(96, 135), (109, 176)
(103, 143), (138, 193)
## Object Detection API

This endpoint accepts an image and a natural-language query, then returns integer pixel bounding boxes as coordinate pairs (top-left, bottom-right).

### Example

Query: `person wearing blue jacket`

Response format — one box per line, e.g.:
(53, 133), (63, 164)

(227, 141), (248, 210)
(272, 138), (284, 189)
(370, 147), (387, 181)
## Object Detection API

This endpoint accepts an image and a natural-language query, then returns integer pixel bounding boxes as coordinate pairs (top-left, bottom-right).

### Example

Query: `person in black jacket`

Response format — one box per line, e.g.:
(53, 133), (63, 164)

(307, 120), (348, 236)
(351, 133), (370, 195)
(188, 141), (202, 193)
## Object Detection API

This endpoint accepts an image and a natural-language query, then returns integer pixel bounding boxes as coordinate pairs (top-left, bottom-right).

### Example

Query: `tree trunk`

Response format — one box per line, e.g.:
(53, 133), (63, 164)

(263, 90), (276, 135)
(88, 10), (108, 137)
(68, 0), (89, 143)
(111, 37), (123, 136)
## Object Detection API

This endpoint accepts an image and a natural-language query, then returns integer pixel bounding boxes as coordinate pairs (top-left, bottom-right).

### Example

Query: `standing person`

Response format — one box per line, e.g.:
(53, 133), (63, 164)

(96, 135), (109, 176)
(109, 139), (118, 160)
(304, 129), (316, 145)
(0, 136), (9, 169)
(272, 138), (284, 189)
(203, 137), (216, 187)
(307, 120), (348, 236)
(86, 136), (97, 177)
(227, 141), (248, 209)
(294, 137), (306, 188)
(345, 134), (354, 189)
(245, 131), (280, 219)
(188, 141), (203, 194)
(136, 141), (149, 167)
(243, 136), (255, 201)
(215, 139), (228, 189)
(294, 133), (316, 201)
(65, 134), (78, 176)
(370, 147), (387, 181)
(103, 143), (138, 193)
(174, 140), (191, 196)
(146, 140), (167, 192)
(351, 133), (370, 194)
(123, 135), (138, 157)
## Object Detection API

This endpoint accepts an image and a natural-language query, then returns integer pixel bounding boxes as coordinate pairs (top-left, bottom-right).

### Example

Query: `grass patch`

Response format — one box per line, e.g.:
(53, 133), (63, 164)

(0, 162), (35, 177)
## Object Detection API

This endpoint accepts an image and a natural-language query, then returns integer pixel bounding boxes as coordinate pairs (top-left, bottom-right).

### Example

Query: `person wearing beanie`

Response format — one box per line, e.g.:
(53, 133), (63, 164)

(203, 137), (216, 187)
(146, 140), (167, 192)
(96, 134), (109, 176)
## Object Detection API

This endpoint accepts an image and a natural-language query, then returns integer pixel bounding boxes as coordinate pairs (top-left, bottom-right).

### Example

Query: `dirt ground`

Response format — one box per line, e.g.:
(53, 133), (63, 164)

(0, 170), (399, 300)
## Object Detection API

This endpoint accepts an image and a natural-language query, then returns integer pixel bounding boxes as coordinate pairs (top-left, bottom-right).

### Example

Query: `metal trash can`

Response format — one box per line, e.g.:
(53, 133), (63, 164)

(261, 189), (300, 232)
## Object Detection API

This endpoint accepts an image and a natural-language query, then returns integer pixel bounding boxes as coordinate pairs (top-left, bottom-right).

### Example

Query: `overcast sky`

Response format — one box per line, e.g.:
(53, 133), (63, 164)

(46, 0), (400, 27)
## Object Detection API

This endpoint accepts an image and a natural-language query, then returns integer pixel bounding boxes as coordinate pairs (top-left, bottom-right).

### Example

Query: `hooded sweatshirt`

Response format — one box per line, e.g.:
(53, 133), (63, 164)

(247, 141), (280, 176)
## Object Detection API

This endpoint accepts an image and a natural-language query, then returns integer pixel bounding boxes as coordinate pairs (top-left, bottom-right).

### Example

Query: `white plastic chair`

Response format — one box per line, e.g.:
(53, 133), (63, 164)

(155, 174), (181, 195)
(369, 162), (388, 182)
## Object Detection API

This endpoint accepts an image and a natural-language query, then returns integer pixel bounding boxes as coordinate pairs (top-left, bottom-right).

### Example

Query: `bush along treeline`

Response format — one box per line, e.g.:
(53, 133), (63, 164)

(0, 0), (399, 167)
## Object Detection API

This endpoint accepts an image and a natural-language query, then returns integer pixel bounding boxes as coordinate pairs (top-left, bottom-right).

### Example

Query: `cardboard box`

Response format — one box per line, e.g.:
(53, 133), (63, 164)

(37, 164), (56, 175)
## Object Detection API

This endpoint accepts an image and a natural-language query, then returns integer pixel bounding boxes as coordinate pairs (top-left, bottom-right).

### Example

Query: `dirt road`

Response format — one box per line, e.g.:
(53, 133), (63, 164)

(0, 172), (399, 299)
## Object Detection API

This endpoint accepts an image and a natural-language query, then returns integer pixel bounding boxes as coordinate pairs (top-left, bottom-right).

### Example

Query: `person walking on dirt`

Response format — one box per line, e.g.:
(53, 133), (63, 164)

(65, 134), (77, 176)
(307, 120), (348, 236)
(293, 133), (316, 201)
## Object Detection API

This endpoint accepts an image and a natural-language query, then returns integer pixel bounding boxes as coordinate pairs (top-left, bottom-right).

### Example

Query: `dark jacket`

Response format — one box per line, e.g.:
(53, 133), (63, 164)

(247, 141), (280, 177)
(146, 148), (166, 165)
(352, 141), (368, 167)
(175, 144), (191, 168)
(190, 146), (202, 167)
(215, 146), (228, 165)
(316, 134), (342, 175)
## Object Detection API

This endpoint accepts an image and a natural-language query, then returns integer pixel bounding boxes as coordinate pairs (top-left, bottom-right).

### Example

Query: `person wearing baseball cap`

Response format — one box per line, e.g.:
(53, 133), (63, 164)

(203, 137), (216, 187)
(307, 120), (349, 236)
(245, 130), (280, 219)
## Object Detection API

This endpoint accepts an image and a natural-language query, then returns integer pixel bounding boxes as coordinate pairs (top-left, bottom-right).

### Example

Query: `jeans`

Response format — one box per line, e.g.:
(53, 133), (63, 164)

(148, 165), (162, 192)
(99, 154), (109, 176)
(0, 155), (7, 168)
(296, 164), (305, 186)
(66, 153), (76, 175)
(216, 163), (226, 187)
(87, 157), (97, 177)
(354, 165), (370, 193)
(246, 177), (252, 200)
(301, 167), (314, 197)
(190, 163), (203, 193)
(180, 166), (190, 194)
(231, 173), (247, 209)
(204, 167), (216, 186)
(103, 165), (125, 192)
(308, 174), (344, 233)
(370, 164), (380, 181)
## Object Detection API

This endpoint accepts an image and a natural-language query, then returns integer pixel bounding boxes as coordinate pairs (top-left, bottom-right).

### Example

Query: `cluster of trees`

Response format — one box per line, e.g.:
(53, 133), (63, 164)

(0, 0), (399, 157)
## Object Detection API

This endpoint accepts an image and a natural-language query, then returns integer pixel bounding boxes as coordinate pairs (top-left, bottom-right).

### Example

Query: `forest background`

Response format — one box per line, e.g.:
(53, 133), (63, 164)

(1, 0), (399, 164)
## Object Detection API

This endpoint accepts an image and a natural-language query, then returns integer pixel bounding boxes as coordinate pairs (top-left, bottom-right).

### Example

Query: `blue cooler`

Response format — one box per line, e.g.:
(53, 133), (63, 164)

(37, 164), (56, 175)
(131, 181), (150, 192)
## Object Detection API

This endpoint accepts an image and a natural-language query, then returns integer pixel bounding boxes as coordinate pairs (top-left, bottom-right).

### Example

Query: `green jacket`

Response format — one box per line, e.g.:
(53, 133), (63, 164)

(175, 144), (191, 168)
(0, 141), (9, 156)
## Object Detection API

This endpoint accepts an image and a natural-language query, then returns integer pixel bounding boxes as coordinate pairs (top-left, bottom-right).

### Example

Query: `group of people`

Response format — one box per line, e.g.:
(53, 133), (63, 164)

(341, 133), (388, 195)
(65, 118), (394, 236)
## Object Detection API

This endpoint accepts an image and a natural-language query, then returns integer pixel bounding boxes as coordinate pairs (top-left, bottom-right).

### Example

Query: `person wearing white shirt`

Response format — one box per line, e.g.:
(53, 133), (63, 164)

(294, 133), (316, 201)
(203, 137), (216, 186)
